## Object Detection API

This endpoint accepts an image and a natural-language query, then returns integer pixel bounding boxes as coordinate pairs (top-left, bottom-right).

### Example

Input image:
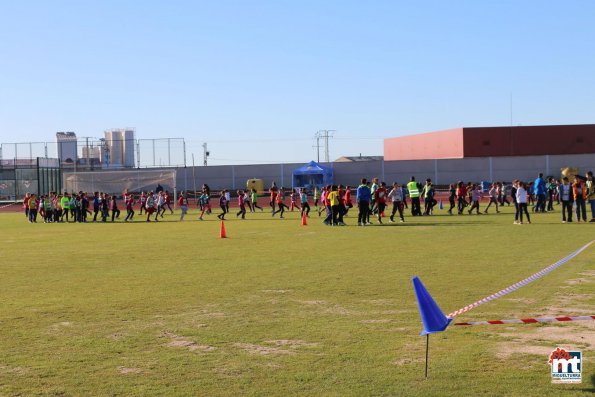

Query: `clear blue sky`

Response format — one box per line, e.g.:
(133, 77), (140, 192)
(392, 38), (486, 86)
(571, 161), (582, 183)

(1, 1), (594, 165)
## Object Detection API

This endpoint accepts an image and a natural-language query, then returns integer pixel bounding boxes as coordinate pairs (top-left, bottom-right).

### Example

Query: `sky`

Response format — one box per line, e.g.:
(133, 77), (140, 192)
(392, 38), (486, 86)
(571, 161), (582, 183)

(1, 1), (594, 165)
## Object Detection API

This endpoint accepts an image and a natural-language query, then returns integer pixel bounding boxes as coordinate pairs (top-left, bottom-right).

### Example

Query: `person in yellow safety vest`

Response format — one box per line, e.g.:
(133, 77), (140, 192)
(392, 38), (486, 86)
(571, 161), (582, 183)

(407, 176), (422, 216)
(60, 192), (71, 222)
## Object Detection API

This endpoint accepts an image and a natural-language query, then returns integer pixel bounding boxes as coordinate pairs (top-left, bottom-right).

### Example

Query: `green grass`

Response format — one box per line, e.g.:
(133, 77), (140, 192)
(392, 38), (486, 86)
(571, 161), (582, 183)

(0, 206), (594, 396)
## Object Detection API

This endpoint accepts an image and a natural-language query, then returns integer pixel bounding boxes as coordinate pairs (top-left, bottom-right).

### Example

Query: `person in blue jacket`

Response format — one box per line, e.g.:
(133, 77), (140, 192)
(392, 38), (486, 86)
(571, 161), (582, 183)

(533, 173), (546, 212)
(356, 178), (371, 226)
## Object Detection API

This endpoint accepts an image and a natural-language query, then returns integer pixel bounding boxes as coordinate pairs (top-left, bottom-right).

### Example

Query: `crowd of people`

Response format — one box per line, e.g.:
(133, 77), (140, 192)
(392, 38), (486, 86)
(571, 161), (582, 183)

(21, 172), (595, 225)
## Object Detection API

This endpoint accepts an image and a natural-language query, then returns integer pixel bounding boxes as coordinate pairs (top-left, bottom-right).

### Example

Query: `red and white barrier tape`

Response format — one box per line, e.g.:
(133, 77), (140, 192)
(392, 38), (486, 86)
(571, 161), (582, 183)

(455, 315), (595, 326)
(448, 240), (594, 318)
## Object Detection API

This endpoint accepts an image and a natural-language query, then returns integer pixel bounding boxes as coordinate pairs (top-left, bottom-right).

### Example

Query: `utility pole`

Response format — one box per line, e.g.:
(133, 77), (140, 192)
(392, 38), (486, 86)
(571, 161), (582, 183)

(313, 133), (321, 163)
(202, 142), (209, 166)
(315, 130), (335, 163)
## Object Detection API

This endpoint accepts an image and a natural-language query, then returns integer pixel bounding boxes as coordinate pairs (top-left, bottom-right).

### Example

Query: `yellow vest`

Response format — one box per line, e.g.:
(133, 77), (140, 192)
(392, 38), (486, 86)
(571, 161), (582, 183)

(407, 181), (420, 198)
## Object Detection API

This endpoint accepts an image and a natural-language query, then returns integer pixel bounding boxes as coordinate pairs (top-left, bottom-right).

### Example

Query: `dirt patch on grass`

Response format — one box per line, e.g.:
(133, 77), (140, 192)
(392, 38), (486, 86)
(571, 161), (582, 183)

(261, 289), (292, 294)
(233, 343), (294, 355)
(299, 300), (326, 305)
(118, 367), (143, 375)
(363, 299), (394, 306)
(295, 300), (353, 315)
(392, 358), (422, 366)
(504, 298), (536, 305)
(0, 365), (31, 376)
(162, 331), (216, 352)
(360, 319), (393, 324)
(264, 340), (319, 349)
(495, 321), (594, 359)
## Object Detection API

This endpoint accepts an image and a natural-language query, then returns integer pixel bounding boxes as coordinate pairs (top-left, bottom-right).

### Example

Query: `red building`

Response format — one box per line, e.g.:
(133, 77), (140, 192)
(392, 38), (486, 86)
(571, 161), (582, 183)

(384, 124), (595, 161)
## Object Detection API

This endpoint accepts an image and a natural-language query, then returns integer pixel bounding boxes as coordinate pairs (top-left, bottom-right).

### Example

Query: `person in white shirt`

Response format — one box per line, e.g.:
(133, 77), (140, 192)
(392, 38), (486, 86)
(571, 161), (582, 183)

(559, 177), (573, 223)
(515, 181), (531, 224)
(484, 183), (500, 214)
(387, 182), (405, 223)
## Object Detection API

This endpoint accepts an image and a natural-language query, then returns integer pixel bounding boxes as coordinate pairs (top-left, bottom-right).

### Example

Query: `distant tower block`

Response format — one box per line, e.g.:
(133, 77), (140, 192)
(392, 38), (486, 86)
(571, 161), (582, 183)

(56, 131), (77, 164)
(103, 128), (135, 168)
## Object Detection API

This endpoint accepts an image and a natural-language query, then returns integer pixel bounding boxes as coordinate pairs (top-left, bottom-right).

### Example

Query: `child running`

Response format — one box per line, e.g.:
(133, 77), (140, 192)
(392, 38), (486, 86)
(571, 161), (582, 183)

(217, 190), (228, 220)
(251, 188), (263, 212)
(236, 190), (247, 219)
(273, 187), (289, 218)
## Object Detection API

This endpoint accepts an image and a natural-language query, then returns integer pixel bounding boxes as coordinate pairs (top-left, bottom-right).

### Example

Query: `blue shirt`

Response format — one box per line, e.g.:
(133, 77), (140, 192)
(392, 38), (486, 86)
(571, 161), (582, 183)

(356, 184), (371, 202)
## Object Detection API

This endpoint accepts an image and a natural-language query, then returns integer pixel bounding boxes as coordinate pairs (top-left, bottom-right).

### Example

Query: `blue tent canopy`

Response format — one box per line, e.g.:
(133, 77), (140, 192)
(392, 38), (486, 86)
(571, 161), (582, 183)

(292, 161), (334, 189)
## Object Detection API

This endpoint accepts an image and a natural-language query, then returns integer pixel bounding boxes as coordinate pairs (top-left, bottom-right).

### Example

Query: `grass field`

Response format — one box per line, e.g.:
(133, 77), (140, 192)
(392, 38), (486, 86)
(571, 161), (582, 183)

(0, 205), (594, 396)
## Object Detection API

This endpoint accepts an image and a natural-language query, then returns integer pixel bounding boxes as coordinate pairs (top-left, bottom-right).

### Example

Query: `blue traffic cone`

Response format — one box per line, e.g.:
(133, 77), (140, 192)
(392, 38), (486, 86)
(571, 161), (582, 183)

(439, 200), (443, 210)
(412, 276), (452, 335)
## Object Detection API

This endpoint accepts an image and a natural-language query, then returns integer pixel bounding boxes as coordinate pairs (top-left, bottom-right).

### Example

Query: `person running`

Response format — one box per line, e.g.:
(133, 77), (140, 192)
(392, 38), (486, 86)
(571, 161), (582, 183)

(422, 181), (436, 215)
(124, 193), (135, 222)
(243, 190), (253, 212)
(198, 190), (211, 221)
(224, 189), (230, 213)
(155, 191), (166, 218)
(467, 184), (482, 215)
(374, 182), (388, 223)
(300, 188), (310, 217)
(499, 182), (511, 206)
(313, 186), (321, 213)
(101, 193), (109, 222)
(289, 189), (301, 212)
(559, 177), (573, 223)
(217, 190), (228, 220)
(356, 178), (371, 226)
(139, 191), (146, 215)
(447, 183), (456, 215)
(273, 187), (289, 218)
(572, 175), (588, 223)
(251, 188), (263, 211)
(178, 191), (189, 221)
(318, 186), (328, 217)
(388, 182), (405, 223)
(344, 186), (353, 216)
(236, 190), (247, 219)
(456, 181), (467, 215)
(111, 194), (120, 222)
(484, 183), (500, 214)
(369, 178), (379, 215)
(164, 191), (174, 214)
(516, 181), (531, 224)
(145, 192), (156, 222)
(269, 182), (278, 214)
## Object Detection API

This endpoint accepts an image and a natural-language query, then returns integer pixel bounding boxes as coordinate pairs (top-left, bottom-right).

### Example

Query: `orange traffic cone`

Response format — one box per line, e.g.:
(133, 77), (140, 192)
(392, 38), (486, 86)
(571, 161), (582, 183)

(301, 212), (307, 226)
(220, 220), (227, 238)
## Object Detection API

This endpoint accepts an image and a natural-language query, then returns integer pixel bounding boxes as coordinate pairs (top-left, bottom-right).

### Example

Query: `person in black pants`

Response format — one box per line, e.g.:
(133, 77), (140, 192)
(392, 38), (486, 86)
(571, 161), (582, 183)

(92, 192), (100, 222)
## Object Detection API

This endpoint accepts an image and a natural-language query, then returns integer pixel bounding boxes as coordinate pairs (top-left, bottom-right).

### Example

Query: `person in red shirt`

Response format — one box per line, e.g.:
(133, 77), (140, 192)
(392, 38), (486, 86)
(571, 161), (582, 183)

(337, 185), (346, 225)
(269, 182), (278, 214)
(164, 190), (174, 215)
(124, 193), (135, 222)
(343, 186), (352, 216)
(374, 182), (388, 223)
(236, 190), (247, 219)
(273, 187), (289, 218)
(23, 192), (31, 219)
(178, 191), (189, 221)
(456, 181), (467, 215)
